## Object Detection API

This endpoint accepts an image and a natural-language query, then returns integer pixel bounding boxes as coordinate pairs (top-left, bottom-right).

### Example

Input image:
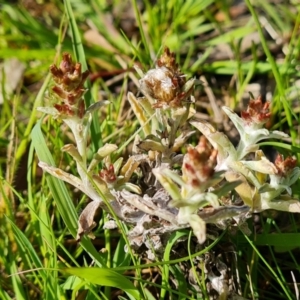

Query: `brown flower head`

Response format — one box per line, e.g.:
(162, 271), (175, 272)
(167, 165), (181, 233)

(50, 53), (89, 118)
(139, 47), (193, 108)
(183, 136), (217, 187)
(241, 96), (271, 125)
(99, 164), (117, 184)
(274, 154), (297, 176)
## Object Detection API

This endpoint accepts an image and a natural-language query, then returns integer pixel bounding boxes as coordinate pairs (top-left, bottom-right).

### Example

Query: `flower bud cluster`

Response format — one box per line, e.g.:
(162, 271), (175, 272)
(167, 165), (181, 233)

(139, 48), (193, 108)
(274, 154), (297, 176)
(50, 53), (89, 118)
(182, 136), (217, 188)
(241, 96), (271, 125)
(99, 164), (117, 184)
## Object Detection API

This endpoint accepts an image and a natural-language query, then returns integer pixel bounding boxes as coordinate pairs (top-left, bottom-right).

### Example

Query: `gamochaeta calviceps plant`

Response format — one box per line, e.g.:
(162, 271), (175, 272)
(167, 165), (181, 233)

(36, 48), (300, 258)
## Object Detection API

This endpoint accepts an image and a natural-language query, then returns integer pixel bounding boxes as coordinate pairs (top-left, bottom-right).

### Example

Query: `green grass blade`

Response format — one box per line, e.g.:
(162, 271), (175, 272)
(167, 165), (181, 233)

(0, 289), (12, 300)
(9, 261), (26, 300)
(62, 267), (141, 299)
(243, 233), (293, 300)
(160, 231), (188, 299)
(31, 121), (106, 266)
(7, 217), (44, 271)
(130, 0), (150, 58)
(258, 142), (300, 153)
(15, 73), (51, 164)
(8, 211), (60, 300)
(31, 121), (78, 231)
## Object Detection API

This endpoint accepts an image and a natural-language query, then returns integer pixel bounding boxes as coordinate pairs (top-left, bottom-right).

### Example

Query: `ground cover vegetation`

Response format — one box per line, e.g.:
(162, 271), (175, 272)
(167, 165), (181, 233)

(1, 0), (300, 299)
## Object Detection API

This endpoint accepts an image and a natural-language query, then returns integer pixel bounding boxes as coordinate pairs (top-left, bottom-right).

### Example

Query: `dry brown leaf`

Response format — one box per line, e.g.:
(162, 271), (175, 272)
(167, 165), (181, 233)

(76, 201), (101, 241)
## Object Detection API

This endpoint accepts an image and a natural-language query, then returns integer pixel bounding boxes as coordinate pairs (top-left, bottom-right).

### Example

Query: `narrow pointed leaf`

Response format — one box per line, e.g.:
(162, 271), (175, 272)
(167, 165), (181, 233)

(62, 268), (140, 299)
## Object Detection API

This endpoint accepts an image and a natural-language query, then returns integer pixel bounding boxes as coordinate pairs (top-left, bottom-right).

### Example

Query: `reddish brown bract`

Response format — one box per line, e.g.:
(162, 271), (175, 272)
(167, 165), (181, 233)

(182, 137), (217, 187)
(241, 96), (271, 125)
(140, 47), (192, 108)
(274, 154), (297, 176)
(50, 53), (89, 118)
(99, 164), (117, 184)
